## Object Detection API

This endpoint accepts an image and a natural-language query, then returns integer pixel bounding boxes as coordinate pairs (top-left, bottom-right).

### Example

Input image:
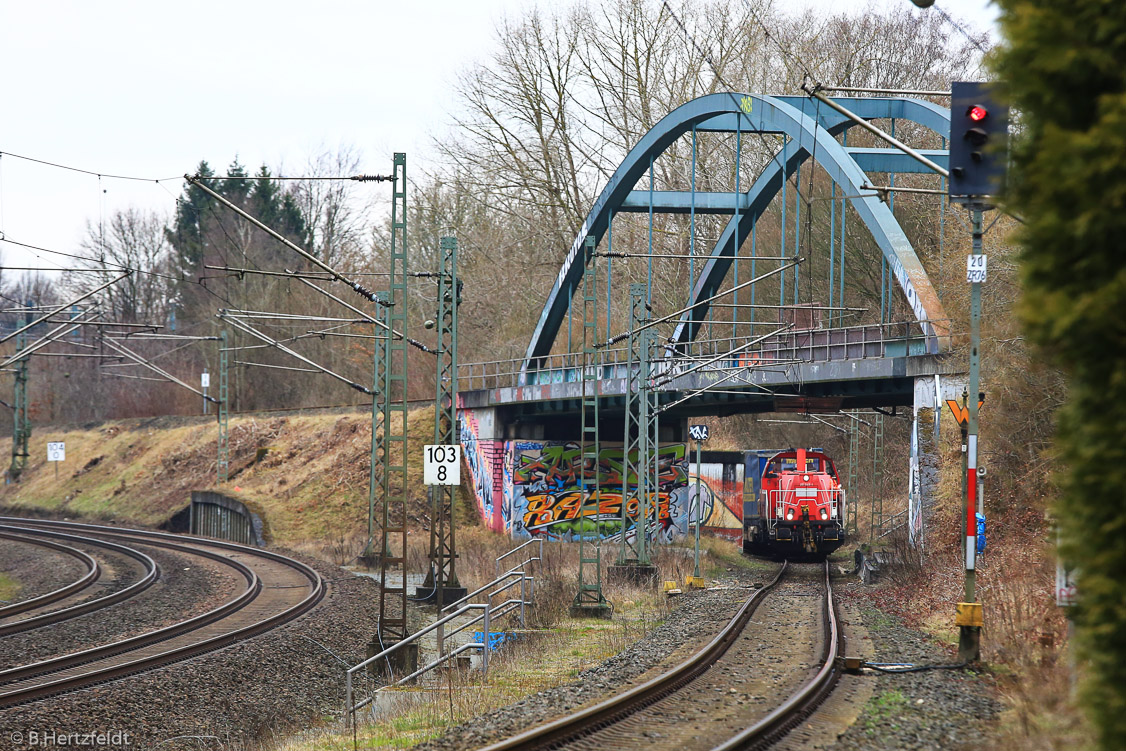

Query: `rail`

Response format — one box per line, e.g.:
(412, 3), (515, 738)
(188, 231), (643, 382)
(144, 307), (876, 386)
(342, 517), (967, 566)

(459, 319), (950, 392)
(0, 532), (100, 620)
(0, 518), (324, 708)
(475, 561), (842, 751)
(0, 527), (160, 637)
(712, 562), (841, 750)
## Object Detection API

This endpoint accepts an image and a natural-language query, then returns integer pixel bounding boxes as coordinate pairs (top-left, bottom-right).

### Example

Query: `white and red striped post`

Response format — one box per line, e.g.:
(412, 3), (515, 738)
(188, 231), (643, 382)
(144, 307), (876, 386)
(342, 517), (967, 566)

(959, 208), (985, 662)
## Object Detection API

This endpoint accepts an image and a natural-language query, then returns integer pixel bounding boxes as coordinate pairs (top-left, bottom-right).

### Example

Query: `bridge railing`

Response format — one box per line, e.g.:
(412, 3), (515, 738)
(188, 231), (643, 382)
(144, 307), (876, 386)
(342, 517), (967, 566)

(458, 319), (950, 392)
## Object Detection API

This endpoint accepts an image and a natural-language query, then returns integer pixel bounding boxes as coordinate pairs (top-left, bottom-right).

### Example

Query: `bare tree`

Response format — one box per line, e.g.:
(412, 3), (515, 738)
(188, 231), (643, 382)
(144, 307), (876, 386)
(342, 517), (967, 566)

(71, 208), (173, 325)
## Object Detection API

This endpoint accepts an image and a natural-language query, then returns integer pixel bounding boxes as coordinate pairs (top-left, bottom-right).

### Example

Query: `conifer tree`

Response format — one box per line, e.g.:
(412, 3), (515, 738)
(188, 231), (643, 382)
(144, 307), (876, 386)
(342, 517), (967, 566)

(996, 1), (1126, 747)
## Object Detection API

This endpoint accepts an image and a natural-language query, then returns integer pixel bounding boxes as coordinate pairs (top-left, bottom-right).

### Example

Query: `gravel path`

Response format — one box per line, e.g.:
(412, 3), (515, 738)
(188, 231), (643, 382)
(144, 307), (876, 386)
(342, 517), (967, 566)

(2, 550), (390, 749)
(823, 581), (1002, 751)
(0, 544), (239, 669)
(0, 537), (85, 606)
(414, 563), (782, 751)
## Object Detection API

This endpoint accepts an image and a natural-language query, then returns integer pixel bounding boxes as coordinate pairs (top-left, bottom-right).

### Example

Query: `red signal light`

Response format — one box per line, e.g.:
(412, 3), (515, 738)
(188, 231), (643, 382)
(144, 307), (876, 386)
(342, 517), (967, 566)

(968, 105), (988, 122)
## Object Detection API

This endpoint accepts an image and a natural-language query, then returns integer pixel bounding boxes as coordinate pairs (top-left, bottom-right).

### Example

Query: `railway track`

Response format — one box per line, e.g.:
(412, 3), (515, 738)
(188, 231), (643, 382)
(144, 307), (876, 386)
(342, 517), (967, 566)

(0, 517), (325, 708)
(0, 527), (160, 637)
(0, 532), (102, 620)
(480, 561), (840, 751)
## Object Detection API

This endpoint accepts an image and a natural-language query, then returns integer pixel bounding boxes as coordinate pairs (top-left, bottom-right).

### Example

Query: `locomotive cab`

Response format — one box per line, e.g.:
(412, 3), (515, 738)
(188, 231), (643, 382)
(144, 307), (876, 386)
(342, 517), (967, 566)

(743, 447), (846, 558)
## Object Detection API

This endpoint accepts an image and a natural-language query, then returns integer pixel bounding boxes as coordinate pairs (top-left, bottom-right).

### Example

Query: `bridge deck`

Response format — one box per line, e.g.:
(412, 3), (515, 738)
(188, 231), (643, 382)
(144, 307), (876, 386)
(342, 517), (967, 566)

(460, 321), (962, 422)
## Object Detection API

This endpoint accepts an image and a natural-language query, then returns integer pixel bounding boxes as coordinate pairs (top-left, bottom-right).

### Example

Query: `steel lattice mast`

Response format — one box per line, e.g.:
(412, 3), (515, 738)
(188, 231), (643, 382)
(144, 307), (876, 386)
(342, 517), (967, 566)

(419, 236), (463, 604)
(376, 152), (411, 646)
(573, 237), (609, 615)
(9, 323), (30, 479)
(617, 283), (657, 569)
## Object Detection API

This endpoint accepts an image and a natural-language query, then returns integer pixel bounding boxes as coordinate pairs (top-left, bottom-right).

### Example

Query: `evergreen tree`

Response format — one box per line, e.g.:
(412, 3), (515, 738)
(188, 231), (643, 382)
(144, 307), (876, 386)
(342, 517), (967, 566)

(220, 157), (250, 205)
(996, 1), (1126, 747)
(166, 160), (218, 274)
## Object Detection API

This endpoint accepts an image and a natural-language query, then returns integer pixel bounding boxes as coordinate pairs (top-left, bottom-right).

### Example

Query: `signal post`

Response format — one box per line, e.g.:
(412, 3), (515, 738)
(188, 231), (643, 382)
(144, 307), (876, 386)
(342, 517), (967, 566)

(948, 81), (1008, 662)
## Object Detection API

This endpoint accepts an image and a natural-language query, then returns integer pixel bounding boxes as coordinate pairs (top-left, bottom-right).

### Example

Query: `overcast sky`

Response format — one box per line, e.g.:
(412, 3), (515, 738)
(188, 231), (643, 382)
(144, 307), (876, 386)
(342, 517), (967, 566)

(0, 0), (999, 274)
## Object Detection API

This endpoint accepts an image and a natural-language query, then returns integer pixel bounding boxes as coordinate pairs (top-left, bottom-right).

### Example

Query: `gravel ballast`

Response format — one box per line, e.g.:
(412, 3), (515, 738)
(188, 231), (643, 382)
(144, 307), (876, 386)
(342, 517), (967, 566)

(2, 550), (385, 749)
(411, 565), (1001, 751)
(825, 582), (1002, 751)
(0, 544), (239, 670)
(0, 537), (86, 605)
(414, 564), (781, 751)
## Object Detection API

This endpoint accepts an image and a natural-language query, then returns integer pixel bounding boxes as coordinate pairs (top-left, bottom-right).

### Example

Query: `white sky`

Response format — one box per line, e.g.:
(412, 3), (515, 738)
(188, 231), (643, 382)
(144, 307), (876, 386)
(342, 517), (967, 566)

(0, 0), (999, 274)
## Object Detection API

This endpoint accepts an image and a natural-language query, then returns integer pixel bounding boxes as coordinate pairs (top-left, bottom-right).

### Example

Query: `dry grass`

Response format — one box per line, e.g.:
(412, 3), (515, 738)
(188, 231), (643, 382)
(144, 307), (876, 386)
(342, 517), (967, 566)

(0, 407), (443, 555)
(870, 478), (1091, 750)
(263, 535), (751, 751)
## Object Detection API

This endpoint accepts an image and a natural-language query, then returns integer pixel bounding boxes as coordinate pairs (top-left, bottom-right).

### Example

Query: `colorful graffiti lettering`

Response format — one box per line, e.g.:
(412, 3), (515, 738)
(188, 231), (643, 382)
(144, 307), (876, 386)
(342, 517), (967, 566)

(506, 441), (695, 542)
(456, 422), (749, 542)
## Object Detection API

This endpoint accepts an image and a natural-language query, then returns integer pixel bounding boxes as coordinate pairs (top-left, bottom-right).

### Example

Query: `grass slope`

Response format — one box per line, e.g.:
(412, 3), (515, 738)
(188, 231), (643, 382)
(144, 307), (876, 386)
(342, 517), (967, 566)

(0, 407), (443, 547)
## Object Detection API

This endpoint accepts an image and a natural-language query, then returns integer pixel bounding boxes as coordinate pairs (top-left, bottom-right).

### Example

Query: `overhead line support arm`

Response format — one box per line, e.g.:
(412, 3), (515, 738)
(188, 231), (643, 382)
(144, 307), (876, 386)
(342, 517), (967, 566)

(186, 174), (382, 305)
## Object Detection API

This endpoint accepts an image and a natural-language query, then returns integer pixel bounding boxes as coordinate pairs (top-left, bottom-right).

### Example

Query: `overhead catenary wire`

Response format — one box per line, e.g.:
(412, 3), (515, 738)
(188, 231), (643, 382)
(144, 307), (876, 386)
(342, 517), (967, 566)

(218, 310), (372, 395)
(285, 270), (435, 354)
(0, 150), (393, 184)
(234, 360), (320, 374)
(202, 265), (392, 279)
(599, 261), (800, 349)
(101, 337), (218, 403)
(186, 176), (385, 306)
(0, 310), (103, 367)
(0, 272), (132, 346)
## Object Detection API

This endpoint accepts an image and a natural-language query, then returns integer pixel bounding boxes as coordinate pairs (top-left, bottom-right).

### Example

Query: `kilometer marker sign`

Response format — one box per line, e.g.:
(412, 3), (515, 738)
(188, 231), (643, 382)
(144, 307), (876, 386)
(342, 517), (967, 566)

(423, 445), (461, 486)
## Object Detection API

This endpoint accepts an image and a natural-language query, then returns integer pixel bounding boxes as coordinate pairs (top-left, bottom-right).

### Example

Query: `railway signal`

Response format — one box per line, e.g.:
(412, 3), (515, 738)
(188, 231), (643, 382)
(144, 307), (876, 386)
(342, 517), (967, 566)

(949, 81), (1009, 205)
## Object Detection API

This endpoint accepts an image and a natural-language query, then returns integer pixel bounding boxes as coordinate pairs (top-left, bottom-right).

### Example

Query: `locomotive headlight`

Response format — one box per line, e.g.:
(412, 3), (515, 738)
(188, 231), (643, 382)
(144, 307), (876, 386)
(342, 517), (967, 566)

(820, 508), (829, 521)
(803, 474), (810, 482)
(785, 509), (794, 521)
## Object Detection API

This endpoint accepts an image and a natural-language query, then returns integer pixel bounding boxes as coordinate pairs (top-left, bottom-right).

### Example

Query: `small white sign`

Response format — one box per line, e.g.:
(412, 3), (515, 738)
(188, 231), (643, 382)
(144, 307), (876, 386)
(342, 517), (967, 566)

(966, 255), (988, 283)
(424, 445), (461, 486)
(1056, 558), (1078, 607)
(47, 442), (66, 462)
(201, 372), (211, 388)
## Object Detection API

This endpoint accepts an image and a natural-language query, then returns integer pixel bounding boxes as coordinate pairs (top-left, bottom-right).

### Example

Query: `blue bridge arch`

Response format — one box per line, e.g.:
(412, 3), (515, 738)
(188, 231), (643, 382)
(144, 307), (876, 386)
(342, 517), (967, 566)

(523, 93), (952, 371)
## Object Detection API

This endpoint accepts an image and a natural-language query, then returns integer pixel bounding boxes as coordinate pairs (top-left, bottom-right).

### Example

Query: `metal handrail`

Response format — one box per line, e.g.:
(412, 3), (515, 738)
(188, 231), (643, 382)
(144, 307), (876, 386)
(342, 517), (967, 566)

(496, 538), (543, 577)
(458, 319), (954, 391)
(445, 582), (531, 640)
(443, 570), (523, 615)
(392, 641), (482, 687)
(345, 602), (488, 727)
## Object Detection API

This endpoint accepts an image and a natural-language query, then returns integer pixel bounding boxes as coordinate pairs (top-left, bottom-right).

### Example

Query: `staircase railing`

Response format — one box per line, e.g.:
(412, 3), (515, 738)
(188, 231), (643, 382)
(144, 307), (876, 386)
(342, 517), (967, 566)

(344, 539), (543, 728)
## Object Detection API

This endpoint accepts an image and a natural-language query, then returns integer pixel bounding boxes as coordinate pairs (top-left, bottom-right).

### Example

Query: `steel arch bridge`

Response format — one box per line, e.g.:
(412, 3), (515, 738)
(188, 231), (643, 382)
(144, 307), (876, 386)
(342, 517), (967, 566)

(457, 93), (963, 547)
(524, 92), (953, 370)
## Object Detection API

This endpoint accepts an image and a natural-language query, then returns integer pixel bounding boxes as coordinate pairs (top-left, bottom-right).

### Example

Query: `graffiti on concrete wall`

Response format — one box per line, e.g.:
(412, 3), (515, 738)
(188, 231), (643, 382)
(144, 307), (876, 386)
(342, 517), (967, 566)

(459, 408), (500, 531)
(456, 416), (749, 541)
(505, 441), (704, 542)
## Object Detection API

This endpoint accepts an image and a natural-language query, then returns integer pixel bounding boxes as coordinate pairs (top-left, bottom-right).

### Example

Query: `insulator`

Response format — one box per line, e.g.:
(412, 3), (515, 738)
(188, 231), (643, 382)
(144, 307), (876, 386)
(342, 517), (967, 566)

(350, 174), (394, 182)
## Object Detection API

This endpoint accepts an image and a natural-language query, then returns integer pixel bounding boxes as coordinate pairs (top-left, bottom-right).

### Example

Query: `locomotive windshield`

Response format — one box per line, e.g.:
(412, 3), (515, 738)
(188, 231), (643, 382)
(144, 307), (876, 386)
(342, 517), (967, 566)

(765, 454), (838, 478)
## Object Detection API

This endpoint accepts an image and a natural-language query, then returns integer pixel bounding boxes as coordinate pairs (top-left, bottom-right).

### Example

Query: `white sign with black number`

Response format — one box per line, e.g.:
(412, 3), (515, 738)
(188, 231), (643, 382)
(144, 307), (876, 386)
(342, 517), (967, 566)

(423, 445), (461, 486)
(688, 424), (709, 442)
(966, 255), (988, 283)
(201, 372), (211, 388)
(47, 442), (66, 462)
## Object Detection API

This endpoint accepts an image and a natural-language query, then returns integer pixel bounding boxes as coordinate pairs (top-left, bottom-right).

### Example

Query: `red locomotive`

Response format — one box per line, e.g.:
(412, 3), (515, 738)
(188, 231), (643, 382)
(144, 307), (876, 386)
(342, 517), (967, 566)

(742, 448), (845, 558)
